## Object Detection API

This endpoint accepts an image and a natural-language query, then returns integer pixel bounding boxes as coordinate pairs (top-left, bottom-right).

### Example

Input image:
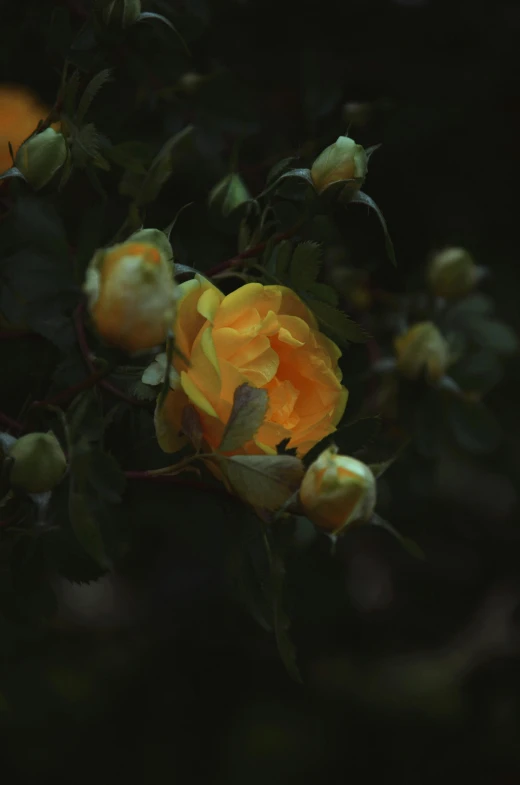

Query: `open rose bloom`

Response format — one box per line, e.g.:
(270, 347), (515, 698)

(156, 275), (348, 457)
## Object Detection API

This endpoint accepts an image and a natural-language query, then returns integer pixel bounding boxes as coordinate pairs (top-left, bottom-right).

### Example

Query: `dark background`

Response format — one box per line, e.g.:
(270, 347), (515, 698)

(1, 0), (520, 783)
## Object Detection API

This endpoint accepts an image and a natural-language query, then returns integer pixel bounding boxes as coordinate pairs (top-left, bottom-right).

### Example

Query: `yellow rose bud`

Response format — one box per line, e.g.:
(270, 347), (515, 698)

(427, 247), (477, 299)
(15, 127), (67, 190)
(209, 172), (251, 217)
(310, 135), (367, 195)
(299, 446), (376, 533)
(84, 235), (177, 354)
(8, 432), (67, 494)
(394, 321), (449, 384)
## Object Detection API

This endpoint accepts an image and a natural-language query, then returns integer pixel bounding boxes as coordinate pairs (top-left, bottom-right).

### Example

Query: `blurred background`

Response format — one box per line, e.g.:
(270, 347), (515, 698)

(2, 0), (520, 782)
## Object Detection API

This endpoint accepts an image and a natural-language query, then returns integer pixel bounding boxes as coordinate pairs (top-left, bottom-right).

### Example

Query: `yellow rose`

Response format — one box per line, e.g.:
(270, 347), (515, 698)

(156, 275), (348, 457)
(394, 321), (449, 384)
(310, 135), (367, 194)
(299, 446), (376, 533)
(427, 247), (477, 299)
(84, 234), (177, 354)
(0, 84), (59, 175)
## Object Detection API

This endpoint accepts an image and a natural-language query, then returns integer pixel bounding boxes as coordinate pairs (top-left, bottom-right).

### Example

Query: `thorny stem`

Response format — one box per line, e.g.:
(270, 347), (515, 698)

(126, 452), (214, 479)
(73, 302), (148, 408)
(204, 219), (307, 278)
(0, 411), (22, 435)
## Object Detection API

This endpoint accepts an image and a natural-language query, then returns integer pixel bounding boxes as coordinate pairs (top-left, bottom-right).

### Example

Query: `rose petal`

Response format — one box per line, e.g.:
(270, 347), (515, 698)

(180, 371), (218, 418)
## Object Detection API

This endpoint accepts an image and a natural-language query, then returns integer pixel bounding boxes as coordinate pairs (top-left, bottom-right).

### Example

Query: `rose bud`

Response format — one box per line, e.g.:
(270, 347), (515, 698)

(427, 247), (478, 299)
(8, 432), (67, 494)
(394, 321), (449, 384)
(299, 446), (376, 534)
(84, 231), (177, 354)
(310, 135), (367, 195)
(15, 127), (67, 190)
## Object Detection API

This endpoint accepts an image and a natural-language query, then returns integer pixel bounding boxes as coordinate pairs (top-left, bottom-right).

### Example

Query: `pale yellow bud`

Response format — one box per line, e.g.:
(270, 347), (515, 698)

(15, 128), (67, 190)
(9, 432), (67, 494)
(209, 173), (251, 217)
(300, 446), (376, 533)
(310, 135), (367, 195)
(427, 247), (477, 299)
(84, 233), (177, 354)
(394, 322), (449, 383)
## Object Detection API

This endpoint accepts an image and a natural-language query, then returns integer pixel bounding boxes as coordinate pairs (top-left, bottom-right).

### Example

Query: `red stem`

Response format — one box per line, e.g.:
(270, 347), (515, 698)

(0, 411), (22, 434)
(73, 303), (149, 408)
(124, 470), (233, 498)
(205, 221), (304, 278)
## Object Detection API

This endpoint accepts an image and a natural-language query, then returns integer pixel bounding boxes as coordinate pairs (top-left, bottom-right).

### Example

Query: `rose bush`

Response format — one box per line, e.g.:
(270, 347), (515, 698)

(155, 274), (348, 457)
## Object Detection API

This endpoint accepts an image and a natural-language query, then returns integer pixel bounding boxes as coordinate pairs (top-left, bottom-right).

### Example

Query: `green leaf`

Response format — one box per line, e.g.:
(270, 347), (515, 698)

(257, 167), (314, 199)
(137, 125), (195, 206)
(76, 68), (112, 125)
(68, 439), (110, 569)
(350, 191), (396, 266)
(105, 140), (154, 174)
(447, 293), (494, 321)
(370, 515), (425, 560)
(12, 195), (69, 261)
(447, 397), (502, 454)
(304, 417), (381, 467)
(181, 405), (204, 451)
(69, 487), (110, 569)
(306, 298), (368, 345)
(451, 349), (503, 395)
(0, 250), (78, 348)
(219, 383), (269, 453)
(137, 12), (191, 55)
(266, 157), (299, 185)
(465, 317), (518, 355)
(269, 542), (302, 683)
(62, 70), (81, 118)
(289, 241), (322, 290)
(306, 281), (339, 307)
(219, 454), (304, 511)
(75, 201), (107, 273)
(87, 448), (127, 503)
(0, 166), (27, 183)
(70, 122), (102, 168)
(67, 390), (104, 444)
(274, 240), (293, 279)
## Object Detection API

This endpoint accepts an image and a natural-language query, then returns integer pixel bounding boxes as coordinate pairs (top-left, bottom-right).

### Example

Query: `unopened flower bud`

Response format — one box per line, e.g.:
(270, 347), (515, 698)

(394, 321), (449, 384)
(310, 135), (367, 195)
(427, 247), (478, 299)
(209, 173), (251, 217)
(100, 0), (141, 27)
(15, 128), (67, 190)
(8, 432), (66, 494)
(84, 231), (177, 354)
(300, 446), (376, 534)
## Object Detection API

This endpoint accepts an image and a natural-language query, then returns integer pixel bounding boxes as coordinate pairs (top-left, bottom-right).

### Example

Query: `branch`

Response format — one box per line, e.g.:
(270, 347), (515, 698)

(73, 302), (149, 408)
(204, 220), (305, 278)
(0, 411), (22, 434)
